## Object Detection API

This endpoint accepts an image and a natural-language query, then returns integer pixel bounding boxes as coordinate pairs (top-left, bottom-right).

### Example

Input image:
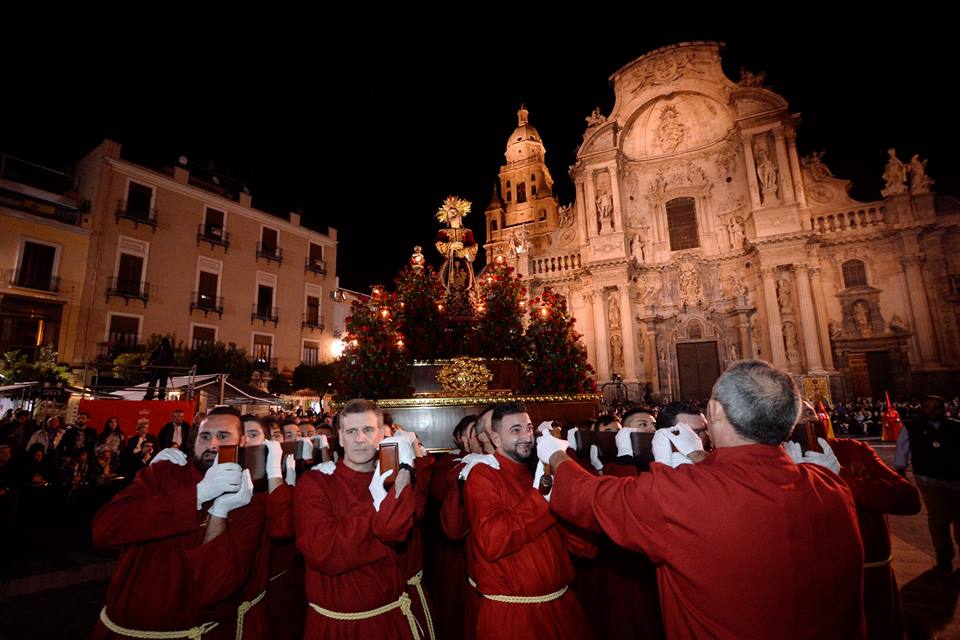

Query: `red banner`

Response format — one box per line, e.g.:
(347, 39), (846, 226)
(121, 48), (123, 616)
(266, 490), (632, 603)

(78, 400), (196, 436)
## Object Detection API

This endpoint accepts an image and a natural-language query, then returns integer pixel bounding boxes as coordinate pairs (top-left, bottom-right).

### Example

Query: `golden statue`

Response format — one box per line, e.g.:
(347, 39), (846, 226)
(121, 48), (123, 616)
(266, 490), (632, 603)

(435, 196), (479, 311)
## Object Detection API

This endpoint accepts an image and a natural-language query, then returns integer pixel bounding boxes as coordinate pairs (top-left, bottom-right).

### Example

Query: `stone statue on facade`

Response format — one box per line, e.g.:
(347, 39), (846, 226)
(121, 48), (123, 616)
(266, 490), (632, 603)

(908, 154), (934, 194)
(776, 277), (793, 313)
(585, 107), (606, 129)
(678, 262), (704, 306)
(755, 147), (779, 204)
(889, 313), (909, 335)
(727, 217), (746, 249)
(595, 190), (614, 233)
(631, 231), (647, 263)
(783, 322), (800, 361)
(607, 293), (621, 330)
(738, 67), (767, 88)
(880, 148), (908, 197)
(609, 333), (624, 375)
(801, 151), (833, 181)
(558, 204), (574, 227)
(853, 300), (872, 337)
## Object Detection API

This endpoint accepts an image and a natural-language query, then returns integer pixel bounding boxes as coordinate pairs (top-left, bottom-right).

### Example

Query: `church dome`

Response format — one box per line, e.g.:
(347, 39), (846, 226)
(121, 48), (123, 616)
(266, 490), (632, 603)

(506, 104), (544, 162)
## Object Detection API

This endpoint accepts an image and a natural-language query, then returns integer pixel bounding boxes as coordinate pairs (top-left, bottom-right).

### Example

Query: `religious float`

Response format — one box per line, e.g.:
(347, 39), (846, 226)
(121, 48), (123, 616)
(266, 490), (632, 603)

(334, 197), (600, 449)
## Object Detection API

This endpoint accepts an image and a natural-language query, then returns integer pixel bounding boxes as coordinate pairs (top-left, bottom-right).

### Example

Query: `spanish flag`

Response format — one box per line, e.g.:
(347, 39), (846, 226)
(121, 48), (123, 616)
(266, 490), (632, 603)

(817, 400), (836, 439)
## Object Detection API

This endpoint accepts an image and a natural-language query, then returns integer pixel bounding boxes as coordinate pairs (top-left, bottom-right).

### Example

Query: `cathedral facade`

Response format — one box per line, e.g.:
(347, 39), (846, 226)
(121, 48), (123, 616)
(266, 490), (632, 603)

(485, 41), (960, 402)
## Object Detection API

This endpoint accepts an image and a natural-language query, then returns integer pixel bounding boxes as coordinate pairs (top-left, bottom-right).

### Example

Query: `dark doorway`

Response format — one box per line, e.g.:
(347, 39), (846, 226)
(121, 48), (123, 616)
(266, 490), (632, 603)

(866, 351), (894, 400)
(675, 341), (720, 401)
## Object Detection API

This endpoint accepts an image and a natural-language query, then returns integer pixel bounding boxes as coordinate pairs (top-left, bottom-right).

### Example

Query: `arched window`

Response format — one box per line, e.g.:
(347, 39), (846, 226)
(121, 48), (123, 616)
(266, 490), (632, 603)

(491, 219), (499, 231)
(506, 191), (512, 202)
(666, 197), (699, 251)
(842, 259), (867, 288)
(517, 182), (527, 203)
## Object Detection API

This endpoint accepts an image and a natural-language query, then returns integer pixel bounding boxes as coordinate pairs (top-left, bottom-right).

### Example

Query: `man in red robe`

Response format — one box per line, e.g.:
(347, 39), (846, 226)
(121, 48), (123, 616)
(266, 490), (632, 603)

(463, 401), (595, 640)
(294, 399), (419, 639)
(91, 407), (262, 640)
(542, 360), (866, 639)
(789, 402), (920, 640)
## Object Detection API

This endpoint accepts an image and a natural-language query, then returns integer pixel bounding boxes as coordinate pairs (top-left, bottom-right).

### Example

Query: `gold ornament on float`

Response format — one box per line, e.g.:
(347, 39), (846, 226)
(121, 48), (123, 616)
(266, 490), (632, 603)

(436, 357), (494, 395)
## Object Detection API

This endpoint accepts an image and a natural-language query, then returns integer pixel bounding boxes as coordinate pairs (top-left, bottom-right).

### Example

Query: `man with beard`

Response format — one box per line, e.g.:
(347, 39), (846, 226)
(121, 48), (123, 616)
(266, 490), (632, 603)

(91, 406), (262, 639)
(462, 401), (595, 640)
(294, 398), (419, 639)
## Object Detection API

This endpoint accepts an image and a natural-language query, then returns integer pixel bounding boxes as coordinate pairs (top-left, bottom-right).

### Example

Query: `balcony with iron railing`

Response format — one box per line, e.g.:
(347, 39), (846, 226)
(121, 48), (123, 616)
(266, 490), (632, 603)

(256, 242), (283, 264)
(191, 337), (216, 352)
(250, 353), (278, 370)
(305, 257), (327, 276)
(190, 292), (224, 317)
(196, 224), (231, 251)
(251, 304), (279, 326)
(106, 277), (150, 305)
(115, 199), (158, 231)
(8, 268), (60, 293)
(97, 332), (144, 359)
(302, 313), (325, 331)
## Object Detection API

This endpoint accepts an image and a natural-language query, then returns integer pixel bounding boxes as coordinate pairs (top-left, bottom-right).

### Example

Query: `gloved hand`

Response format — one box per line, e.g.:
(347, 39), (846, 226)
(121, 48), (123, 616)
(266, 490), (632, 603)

(151, 447), (187, 466)
(196, 459), (242, 509)
(589, 444), (603, 472)
(369, 462), (395, 511)
(532, 462), (552, 501)
(652, 429), (673, 465)
(312, 434), (329, 453)
(669, 452), (694, 468)
(536, 433), (568, 465)
(310, 460), (336, 475)
(663, 423), (705, 457)
(797, 438), (842, 475)
(615, 427), (635, 458)
(208, 469), (254, 518)
(783, 440), (804, 464)
(379, 436), (416, 468)
(285, 455), (297, 485)
(265, 440), (283, 480)
(458, 453), (500, 481)
(536, 421), (555, 437)
(566, 426), (579, 452)
(299, 437), (314, 463)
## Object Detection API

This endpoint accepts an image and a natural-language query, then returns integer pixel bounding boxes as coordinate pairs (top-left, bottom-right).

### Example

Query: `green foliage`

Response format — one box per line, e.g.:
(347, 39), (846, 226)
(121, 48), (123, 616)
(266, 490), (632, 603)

(0, 345), (71, 384)
(393, 264), (448, 359)
(292, 362), (336, 393)
(469, 259), (526, 359)
(191, 341), (254, 382)
(522, 288), (597, 394)
(334, 294), (412, 399)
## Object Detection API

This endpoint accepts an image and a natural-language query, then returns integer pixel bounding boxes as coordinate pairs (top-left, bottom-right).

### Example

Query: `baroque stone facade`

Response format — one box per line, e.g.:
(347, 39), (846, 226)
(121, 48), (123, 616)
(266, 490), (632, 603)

(485, 41), (960, 401)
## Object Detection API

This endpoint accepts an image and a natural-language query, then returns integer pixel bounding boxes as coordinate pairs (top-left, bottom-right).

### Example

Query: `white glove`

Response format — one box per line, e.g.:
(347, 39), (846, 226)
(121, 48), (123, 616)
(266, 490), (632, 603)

(369, 462), (395, 512)
(196, 460), (242, 508)
(669, 452), (693, 468)
(663, 423), (705, 457)
(379, 436), (416, 468)
(298, 437), (313, 462)
(310, 460), (336, 475)
(589, 444), (603, 472)
(208, 469), (254, 518)
(797, 438), (842, 475)
(458, 453), (499, 481)
(615, 428), (635, 458)
(537, 421), (554, 437)
(536, 433), (568, 465)
(265, 440), (283, 480)
(652, 429), (673, 465)
(783, 440), (804, 464)
(312, 434), (329, 452)
(285, 455), (298, 484)
(566, 427), (579, 452)
(532, 462), (552, 501)
(151, 447), (187, 466)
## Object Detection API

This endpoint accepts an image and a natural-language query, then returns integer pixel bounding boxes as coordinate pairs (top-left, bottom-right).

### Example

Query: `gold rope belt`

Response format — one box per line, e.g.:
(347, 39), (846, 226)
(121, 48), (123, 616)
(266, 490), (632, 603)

(309, 592), (419, 638)
(99, 608), (218, 640)
(407, 570), (436, 640)
(864, 554), (893, 569)
(467, 578), (569, 604)
(234, 590), (267, 640)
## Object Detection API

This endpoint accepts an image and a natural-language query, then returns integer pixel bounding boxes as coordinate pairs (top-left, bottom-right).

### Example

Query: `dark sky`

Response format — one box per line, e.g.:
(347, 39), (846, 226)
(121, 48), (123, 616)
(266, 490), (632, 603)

(3, 5), (957, 291)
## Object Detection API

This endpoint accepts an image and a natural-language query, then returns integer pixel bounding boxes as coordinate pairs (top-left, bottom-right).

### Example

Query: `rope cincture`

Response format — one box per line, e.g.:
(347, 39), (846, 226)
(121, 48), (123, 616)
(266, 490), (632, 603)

(234, 590), (267, 640)
(309, 592), (420, 639)
(864, 554), (893, 569)
(466, 578), (569, 604)
(99, 607), (219, 640)
(407, 569), (436, 640)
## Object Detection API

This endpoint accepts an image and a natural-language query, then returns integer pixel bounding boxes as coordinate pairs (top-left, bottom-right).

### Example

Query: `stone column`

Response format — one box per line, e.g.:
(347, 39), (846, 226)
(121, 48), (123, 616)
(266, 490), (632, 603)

(785, 129), (807, 208)
(900, 255), (940, 368)
(618, 284), (638, 381)
(773, 128), (796, 205)
(795, 265), (824, 372)
(742, 134), (762, 210)
(737, 312), (751, 361)
(808, 267), (835, 371)
(608, 163), (623, 232)
(760, 266), (788, 367)
(584, 176), (597, 239)
(578, 292), (597, 373)
(592, 288), (610, 379)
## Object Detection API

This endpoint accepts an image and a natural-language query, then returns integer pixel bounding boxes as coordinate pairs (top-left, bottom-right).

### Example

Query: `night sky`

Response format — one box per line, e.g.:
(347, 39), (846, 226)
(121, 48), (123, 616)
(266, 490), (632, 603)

(3, 6), (957, 291)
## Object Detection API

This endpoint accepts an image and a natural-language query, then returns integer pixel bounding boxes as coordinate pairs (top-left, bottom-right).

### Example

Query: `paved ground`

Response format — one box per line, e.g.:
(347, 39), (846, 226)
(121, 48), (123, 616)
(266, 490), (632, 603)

(0, 440), (956, 639)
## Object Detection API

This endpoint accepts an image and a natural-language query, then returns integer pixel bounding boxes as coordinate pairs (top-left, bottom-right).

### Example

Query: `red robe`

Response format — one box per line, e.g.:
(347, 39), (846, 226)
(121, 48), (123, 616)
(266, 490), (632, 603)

(396, 455), (436, 638)
(830, 438), (921, 640)
(294, 462), (416, 639)
(437, 456), (481, 640)
(552, 444), (866, 640)
(464, 451), (595, 640)
(91, 461), (265, 640)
